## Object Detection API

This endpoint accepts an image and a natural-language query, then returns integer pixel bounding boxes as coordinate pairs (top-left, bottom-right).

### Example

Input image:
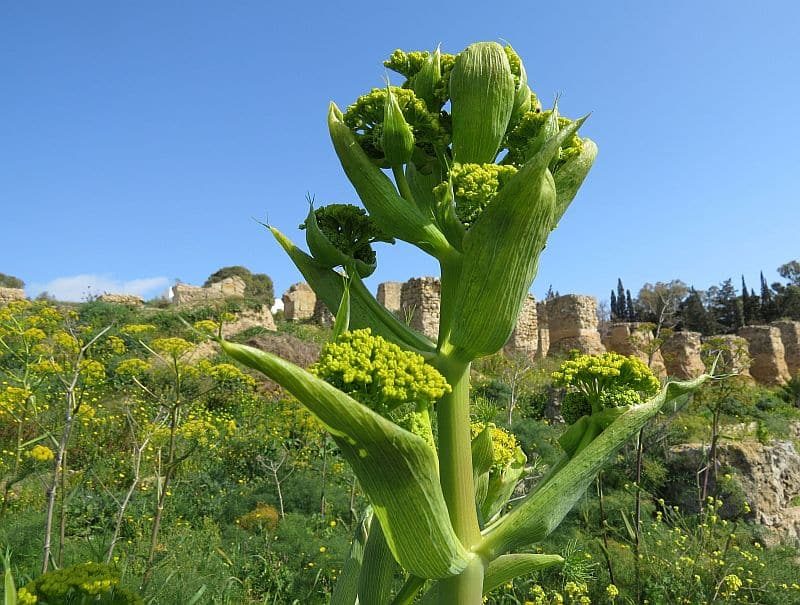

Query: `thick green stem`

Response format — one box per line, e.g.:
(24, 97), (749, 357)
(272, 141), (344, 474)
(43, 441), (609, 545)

(435, 354), (484, 604)
(437, 556), (486, 605)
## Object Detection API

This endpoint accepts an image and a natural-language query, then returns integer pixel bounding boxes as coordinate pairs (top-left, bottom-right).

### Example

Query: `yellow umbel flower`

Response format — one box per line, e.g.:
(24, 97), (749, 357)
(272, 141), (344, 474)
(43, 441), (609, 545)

(27, 444), (55, 462)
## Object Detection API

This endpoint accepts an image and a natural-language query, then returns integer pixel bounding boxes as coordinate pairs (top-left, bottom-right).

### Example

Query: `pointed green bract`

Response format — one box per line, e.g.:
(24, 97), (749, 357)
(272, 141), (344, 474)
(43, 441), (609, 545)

(220, 340), (471, 578)
(413, 47), (442, 111)
(450, 42), (515, 164)
(449, 119), (585, 358)
(553, 138), (598, 224)
(383, 87), (416, 167)
(479, 376), (709, 559)
(482, 554), (563, 595)
(304, 205), (376, 276)
(480, 447), (526, 524)
(328, 104), (454, 261)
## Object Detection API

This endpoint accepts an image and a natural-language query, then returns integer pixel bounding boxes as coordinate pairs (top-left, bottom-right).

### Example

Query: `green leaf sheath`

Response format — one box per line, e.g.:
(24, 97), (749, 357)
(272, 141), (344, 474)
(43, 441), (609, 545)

(304, 205), (351, 270)
(553, 138), (598, 225)
(449, 119), (586, 358)
(270, 226), (435, 354)
(482, 554), (564, 595)
(330, 511), (371, 605)
(471, 427), (494, 479)
(358, 518), (398, 605)
(450, 42), (515, 164)
(220, 341), (471, 579)
(479, 376), (710, 559)
(328, 104), (455, 262)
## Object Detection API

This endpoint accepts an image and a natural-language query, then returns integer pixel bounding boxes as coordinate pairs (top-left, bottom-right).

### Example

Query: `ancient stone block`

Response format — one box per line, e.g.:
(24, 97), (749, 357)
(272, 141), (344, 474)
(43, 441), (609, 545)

(602, 322), (667, 379)
(282, 282), (316, 322)
(738, 326), (791, 385)
(546, 294), (605, 355)
(661, 331), (706, 380)
(207, 275), (247, 298)
(97, 293), (144, 306)
(377, 282), (403, 314)
(172, 284), (220, 306)
(503, 294), (538, 359)
(400, 277), (440, 341)
(0, 288), (26, 305)
(313, 299), (334, 328)
(172, 275), (246, 306)
(221, 305), (277, 338)
(536, 300), (549, 358)
(772, 320), (800, 377)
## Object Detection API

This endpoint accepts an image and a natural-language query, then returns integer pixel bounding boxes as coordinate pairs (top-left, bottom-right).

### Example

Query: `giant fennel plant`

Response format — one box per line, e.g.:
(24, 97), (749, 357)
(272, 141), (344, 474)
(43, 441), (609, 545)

(219, 42), (709, 604)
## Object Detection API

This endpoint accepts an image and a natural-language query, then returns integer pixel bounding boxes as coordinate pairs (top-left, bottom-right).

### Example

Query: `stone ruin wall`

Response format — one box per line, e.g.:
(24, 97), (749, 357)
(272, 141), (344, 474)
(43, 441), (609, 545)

(173, 276), (247, 306)
(771, 320), (800, 376)
(0, 288), (26, 305)
(377, 282), (403, 315)
(282, 282), (316, 322)
(660, 331), (706, 380)
(602, 322), (667, 379)
(313, 299), (334, 328)
(400, 277), (441, 342)
(738, 325), (791, 386)
(536, 301), (549, 358)
(546, 294), (606, 355)
(503, 294), (538, 358)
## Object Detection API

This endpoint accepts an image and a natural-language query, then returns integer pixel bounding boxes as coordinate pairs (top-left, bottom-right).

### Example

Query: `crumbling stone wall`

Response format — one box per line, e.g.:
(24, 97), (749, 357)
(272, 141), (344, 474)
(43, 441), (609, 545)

(536, 301), (549, 358)
(661, 331), (706, 379)
(602, 322), (667, 379)
(97, 293), (144, 306)
(173, 276), (246, 306)
(400, 277), (440, 341)
(282, 282), (317, 322)
(377, 282), (403, 315)
(313, 299), (334, 328)
(0, 288), (25, 305)
(504, 294), (538, 359)
(546, 294), (605, 355)
(772, 320), (800, 376)
(222, 305), (277, 337)
(738, 326), (791, 386)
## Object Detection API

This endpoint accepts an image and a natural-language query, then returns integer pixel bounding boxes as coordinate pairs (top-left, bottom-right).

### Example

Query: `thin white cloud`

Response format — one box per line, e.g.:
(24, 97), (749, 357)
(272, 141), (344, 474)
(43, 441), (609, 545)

(28, 274), (170, 302)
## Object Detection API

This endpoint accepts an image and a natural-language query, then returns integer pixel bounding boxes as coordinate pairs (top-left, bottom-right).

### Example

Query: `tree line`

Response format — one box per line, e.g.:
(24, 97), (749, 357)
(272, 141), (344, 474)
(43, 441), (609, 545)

(609, 260), (800, 335)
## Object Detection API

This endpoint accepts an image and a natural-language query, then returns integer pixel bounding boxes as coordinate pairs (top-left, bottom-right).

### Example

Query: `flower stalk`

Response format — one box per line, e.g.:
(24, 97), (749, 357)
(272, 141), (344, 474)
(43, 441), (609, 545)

(218, 40), (709, 604)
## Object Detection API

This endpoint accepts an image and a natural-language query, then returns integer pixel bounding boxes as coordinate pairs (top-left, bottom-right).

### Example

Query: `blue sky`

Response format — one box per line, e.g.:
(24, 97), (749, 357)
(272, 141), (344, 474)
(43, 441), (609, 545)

(2, 1), (798, 303)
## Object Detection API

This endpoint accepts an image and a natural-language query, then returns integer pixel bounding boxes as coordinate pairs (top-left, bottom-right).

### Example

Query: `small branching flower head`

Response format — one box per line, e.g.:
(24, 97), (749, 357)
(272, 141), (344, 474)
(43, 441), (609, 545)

(383, 48), (458, 110)
(19, 562), (142, 604)
(470, 422), (519, 473)
(27, 444), (55, 462)
(150, 337), (193, 360)
(0, 386), (31, 420)
(115, 358), (151, 380)
(435, 162), (518, 228)
(300, 203), (394, 276)
(343, 86), (448, 167)
(311, 328), (450, 414)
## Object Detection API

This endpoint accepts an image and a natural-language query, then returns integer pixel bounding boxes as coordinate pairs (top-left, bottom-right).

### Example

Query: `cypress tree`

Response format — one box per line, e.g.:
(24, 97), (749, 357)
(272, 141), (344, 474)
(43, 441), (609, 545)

(741, 276), (751, 325)
(680, 288), (717, 335)
(760, 271), (777, 322)
(610, 290), (618, 321)
(616, 278), (627, 320)
(626, 289), (636, 322)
